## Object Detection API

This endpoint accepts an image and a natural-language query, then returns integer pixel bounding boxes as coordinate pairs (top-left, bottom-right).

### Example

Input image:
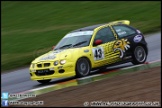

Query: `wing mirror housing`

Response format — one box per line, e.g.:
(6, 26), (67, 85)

(94, 39), (103, 46)
(52, 46), (55, 50)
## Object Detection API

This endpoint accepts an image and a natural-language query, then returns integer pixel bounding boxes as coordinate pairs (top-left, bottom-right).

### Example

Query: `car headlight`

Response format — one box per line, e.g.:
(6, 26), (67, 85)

(31, 70), (36, 72)
(54, 61), (59, 66)
(60, 60), (66, 65)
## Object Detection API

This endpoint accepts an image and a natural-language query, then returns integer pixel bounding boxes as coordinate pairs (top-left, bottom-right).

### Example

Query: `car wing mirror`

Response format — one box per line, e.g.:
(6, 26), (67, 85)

(52, 46), (55, 50)
(94, 39), (103, 46)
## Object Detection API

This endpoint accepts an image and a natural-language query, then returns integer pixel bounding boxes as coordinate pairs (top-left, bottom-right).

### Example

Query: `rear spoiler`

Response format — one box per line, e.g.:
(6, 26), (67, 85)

(108, 20), (130, 25)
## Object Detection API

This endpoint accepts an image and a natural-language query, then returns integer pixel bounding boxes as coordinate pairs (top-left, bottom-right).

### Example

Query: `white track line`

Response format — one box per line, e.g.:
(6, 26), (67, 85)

(30, 85), (57, 92)
(122, 59), (161, 70)
(149, 59), (161, 64)
(78, 74), (102, 80)
(121, 64), (144, 70)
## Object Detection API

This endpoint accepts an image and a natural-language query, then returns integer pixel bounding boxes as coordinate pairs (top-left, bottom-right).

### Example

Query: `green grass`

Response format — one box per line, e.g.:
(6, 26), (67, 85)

(1, 1), (161, 72)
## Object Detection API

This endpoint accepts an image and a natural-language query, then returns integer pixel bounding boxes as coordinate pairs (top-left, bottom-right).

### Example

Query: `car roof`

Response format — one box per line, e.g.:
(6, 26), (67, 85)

(70, 20), (130, 33)
(70, 23), (107, 33)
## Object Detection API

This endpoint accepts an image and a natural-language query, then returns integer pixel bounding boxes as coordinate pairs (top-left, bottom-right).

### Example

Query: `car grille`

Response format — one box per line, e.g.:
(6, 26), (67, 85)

(37, 64), (42, 68)
(35, 69), (54, 76)
(44, 63), (50, 67)
(37, 63), (51, 68)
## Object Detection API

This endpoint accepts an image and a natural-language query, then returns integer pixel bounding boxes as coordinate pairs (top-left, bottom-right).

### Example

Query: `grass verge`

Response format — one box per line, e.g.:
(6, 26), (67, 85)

(2, 1), (161, 72)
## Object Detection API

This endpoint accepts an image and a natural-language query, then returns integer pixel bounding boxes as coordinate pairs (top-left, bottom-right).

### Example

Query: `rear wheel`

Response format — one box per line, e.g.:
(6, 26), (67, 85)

(132, 46), (147, 65)
(76, 58), (90, 77)
(37, 79), (51, 84)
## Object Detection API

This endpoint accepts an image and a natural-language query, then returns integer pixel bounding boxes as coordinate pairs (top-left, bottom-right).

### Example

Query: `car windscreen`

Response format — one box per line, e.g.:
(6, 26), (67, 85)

(54, 31), (93, 50)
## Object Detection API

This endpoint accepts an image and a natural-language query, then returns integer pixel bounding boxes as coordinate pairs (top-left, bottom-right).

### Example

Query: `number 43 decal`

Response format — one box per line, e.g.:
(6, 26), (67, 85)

(92, 46), (104, 60)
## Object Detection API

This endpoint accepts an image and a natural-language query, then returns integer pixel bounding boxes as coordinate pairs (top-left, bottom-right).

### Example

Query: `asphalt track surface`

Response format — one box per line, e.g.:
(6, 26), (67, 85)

(1, 32), (161, 93)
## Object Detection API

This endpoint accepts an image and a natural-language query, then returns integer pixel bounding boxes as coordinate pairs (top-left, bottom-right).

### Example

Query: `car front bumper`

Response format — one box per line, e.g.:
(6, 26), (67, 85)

(29, 62), (75, 81)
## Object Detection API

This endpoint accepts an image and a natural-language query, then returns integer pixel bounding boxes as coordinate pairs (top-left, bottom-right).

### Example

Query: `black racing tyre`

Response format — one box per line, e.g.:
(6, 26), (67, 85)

(132, 46), (147, 65)
(37, 79), (51, 84)
(76, 58), (90, 77)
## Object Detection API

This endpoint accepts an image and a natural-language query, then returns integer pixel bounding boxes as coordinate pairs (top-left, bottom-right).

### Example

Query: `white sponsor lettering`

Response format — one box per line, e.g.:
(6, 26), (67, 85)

(64, 31), (93, 38)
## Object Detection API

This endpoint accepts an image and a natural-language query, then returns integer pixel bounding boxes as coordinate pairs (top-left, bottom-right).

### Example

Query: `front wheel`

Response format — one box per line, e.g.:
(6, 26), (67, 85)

(37, 79), (51, 84)
(76, 58), (91, 77)
(132, 46), (147, 65)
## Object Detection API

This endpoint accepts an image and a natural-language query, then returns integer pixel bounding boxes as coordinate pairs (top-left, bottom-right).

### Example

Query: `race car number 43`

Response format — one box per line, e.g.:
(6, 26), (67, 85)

(92, 46), (104, 61)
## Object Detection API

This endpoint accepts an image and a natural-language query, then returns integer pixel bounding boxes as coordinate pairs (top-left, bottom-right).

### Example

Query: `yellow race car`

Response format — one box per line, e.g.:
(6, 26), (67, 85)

(29, 20), (148, 84)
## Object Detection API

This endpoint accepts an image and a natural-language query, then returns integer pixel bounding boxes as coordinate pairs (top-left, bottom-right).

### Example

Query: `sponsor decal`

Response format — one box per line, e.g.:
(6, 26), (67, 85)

(64, 31), (93, 38)
(123, 56), (132, 60)
(113, 39), (130, 58)
(92, 46), (104, 61)
(39, 50), (63, 60)
(40, 54), (56, 61)
(116, 29), (121, 32)
(134, 35), (142, 43)
(117, 31), (126, 36)
(84, 49), (89, 53)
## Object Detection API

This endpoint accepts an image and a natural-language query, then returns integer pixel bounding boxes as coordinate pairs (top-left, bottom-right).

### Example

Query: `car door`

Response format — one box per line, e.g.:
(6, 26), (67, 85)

(91, 26), (120, 67)
(112, 24), (136, 59)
